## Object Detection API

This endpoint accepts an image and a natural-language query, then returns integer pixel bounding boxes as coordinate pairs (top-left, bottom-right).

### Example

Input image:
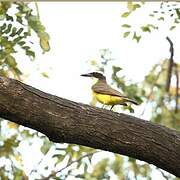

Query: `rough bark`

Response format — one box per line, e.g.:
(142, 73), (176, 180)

(0, 77), (179, 177)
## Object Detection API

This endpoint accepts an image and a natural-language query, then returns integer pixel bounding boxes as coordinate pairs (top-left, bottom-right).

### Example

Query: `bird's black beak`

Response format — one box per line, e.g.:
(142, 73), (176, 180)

(81, 73), (92, 77)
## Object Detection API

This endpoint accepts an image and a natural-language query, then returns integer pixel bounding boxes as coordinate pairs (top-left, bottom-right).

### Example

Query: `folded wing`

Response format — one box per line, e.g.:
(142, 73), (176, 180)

(92, 82), (127, 98)
(92, 81), (138, 105)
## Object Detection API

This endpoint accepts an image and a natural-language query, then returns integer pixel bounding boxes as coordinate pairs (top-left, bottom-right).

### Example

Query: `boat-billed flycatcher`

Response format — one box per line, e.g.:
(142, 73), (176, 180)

(81, 72), (138, 110)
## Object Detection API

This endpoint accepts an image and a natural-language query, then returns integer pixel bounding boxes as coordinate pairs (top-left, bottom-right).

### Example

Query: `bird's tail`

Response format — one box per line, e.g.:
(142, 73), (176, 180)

(124, 98), (138, 105)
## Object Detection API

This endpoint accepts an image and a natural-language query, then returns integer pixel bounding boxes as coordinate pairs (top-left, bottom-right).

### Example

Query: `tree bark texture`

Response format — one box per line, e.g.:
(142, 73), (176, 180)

(0, 77), (179, 177)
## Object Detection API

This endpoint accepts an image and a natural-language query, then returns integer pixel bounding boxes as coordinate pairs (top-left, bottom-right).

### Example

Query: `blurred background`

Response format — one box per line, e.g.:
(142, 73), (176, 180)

(0, 2), (179, 180)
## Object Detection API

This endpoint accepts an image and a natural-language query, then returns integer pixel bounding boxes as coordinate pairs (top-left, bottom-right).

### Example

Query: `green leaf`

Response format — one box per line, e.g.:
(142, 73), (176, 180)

(27, 14), (50, 53)
(133, 32), (141, 43)
(0, 23), (6, 31)
(54, 155), (66, 166)
(52, 154), (64, 159)
(18, 41), (26, 46)
(4, 24), (12, 34)
(147, 24), (158, 29)
(26, 50), (35, 59)
(127, 1), (133, 11)
(133, 4), (141, 11)
(40, 38), (50, 52)
(122, 24), (131, 28)
(111, 155), (123, 174)
(149, 14), (154, 17)
(28, 15), (45, 33)
(14, 67), (22, 75)
(84, 163), (88, 172)
(5, 55), (17, 67)
(22, 5), (32, 13)
(158, 17), (164, 21)
(175, 8), (180, 18)
(15, 12), (22, 18)
(16, 28), (23, 35)
(141, 26), (151, 32)
(16, 16), (23, 24)
(40, 141), (51, 154)
(123, 31), (130, 38)
(0, 50), (6, 60)
(154, 114), (162, 123)
(23, 31), (30, 37)
(10, 27), (17, 37)
(112, 66), (122, 73)
(75, 175), (85, 179)
(44, 166), (48, 170)
(0, 14), (6, 20)
(6, 14), (13, 21)
(13, 36), (23, 44)
(22, 46), (30, 50)
(121, 12), (131, 18)
(41, 72), (49, 78)
(169, 26), (176, 31)
(174, 18), (180, 23)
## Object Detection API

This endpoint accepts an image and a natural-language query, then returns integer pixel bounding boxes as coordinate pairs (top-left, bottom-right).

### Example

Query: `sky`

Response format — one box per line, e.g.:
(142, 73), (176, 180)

(17, 2), (180, 105)
(16, 2), (180, 179)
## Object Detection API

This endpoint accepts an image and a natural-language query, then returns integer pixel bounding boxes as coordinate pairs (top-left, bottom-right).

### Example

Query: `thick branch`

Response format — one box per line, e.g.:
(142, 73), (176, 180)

(0, 77), (179, 177)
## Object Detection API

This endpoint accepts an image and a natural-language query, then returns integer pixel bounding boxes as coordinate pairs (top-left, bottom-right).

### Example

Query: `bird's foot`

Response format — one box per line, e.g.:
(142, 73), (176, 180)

(110, 105), (114, 111)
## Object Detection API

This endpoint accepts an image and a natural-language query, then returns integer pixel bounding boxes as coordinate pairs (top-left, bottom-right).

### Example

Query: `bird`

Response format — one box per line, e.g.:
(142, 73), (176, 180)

(81, 72), (138, 110)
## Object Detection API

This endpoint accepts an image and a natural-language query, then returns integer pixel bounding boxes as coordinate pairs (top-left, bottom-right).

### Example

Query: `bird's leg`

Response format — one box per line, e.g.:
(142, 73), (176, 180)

(110, 105), (114, 111)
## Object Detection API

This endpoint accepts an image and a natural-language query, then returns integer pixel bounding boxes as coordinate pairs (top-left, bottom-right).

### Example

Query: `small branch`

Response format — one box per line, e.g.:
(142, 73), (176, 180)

(174, 63), (179, 113)
(156, 167), (171, 180)
(166, 36), (174, 92)
(40, 151), (99, 180)
(28, 146), (52, 177)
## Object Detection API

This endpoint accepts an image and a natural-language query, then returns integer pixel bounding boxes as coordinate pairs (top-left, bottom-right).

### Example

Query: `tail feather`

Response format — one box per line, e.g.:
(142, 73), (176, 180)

(125, 98), (138, 105)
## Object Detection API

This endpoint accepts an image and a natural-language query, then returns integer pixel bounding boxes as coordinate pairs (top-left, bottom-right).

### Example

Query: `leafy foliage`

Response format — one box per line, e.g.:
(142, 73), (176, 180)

(0, 2), (50, 78)
(143, 59), (180, 130)
(121, 1), (180, 42)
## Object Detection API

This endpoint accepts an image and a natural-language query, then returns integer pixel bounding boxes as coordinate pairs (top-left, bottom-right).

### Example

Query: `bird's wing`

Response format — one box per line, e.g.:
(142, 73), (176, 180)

(92, 82), (127, 98)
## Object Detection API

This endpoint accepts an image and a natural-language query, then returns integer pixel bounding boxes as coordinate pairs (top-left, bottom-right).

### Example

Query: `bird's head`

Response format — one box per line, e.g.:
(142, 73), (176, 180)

(81, 72), (106, 80)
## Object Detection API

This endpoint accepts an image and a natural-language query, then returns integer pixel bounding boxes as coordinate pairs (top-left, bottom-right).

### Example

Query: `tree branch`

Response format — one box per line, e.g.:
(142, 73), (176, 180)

(166, 36), (174, 92)
(174, 63), (179, 113)
(40, 151), (98, 180)
(0, 77), (179, 177)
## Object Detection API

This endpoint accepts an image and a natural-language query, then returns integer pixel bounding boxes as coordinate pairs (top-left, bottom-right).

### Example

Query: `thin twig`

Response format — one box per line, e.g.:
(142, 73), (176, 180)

(35, 1), (40, 19)
(28, 145), (52, 177)
(174, 63), (179, 113)
(166, 36), (174, 92)
(39, 151), (99, 180)
(156, 167), (171, 180)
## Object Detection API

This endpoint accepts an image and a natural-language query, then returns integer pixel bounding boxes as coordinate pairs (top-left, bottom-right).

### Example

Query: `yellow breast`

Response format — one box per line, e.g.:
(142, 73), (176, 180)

(93, 92), (124, 105)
